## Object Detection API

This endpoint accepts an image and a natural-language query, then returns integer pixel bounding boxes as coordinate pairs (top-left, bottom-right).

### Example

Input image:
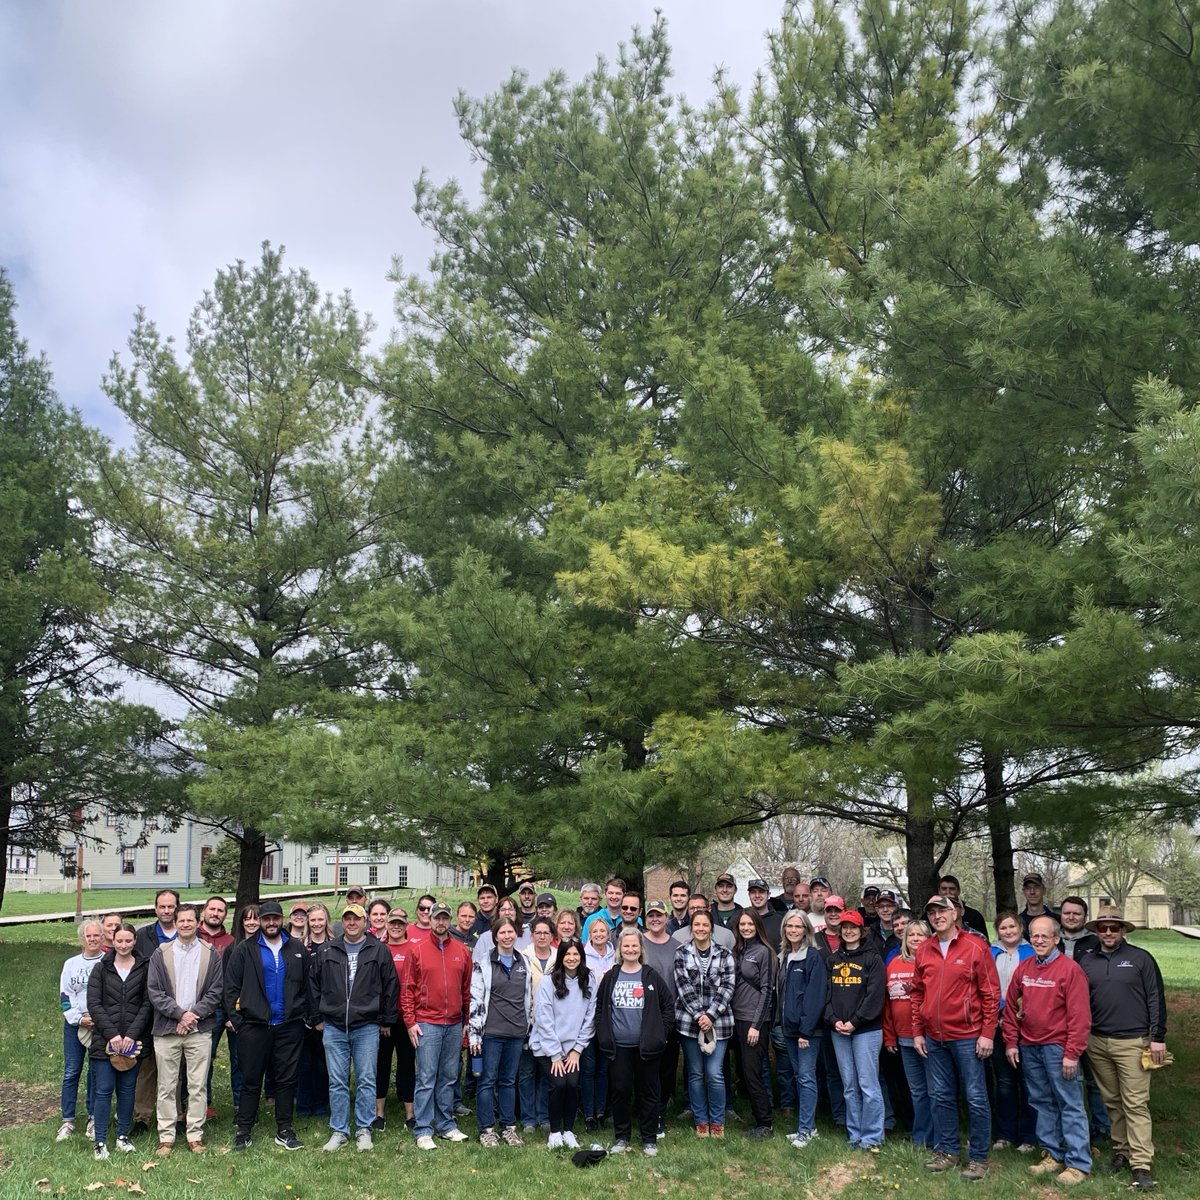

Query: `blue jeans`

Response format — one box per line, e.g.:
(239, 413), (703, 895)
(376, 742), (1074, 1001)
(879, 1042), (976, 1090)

(61, 1023), (94, 1122)
(91, 1057), (139, 1142)
(477, 1035), (523, 1131)
(580, 1039), (607, 1119)
(1021, 1043), (1092, 1172)
(518, 1046), (548, 1128)
(898, 1041), (935, 1148)
(323, 1024), (378, 1136)
(680, 1034), (729, 1126)
(832, 1029), (884, 1149)
(990, 1024), (1036, 1144)
(770, 1025), (796, 1110)
(925, 1036), (991, 1163)
(786, 1037), (821, 1135)
(412, 1021), (463, 1138)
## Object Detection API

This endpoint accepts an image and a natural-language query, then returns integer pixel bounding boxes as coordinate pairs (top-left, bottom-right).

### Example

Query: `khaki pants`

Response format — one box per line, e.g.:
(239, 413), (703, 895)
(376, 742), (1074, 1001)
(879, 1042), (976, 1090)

(1086, 1034), (1153, 1169)
(155, 1031), (212, 1144)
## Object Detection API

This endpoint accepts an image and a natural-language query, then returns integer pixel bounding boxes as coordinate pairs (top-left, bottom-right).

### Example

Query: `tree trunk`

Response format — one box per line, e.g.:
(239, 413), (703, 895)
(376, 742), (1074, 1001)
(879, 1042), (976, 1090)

(617, 734), (648, 895)
(235, 826), (267, 912)
(905, 770), (937, 909)
(483, 849), (507, 891)
(984, 750), (1016, 915)
(0, 780), (11, 913)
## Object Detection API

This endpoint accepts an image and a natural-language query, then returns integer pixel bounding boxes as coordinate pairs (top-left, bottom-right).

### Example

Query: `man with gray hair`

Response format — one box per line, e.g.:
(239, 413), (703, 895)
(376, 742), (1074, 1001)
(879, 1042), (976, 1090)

(577, 883), (602, 926)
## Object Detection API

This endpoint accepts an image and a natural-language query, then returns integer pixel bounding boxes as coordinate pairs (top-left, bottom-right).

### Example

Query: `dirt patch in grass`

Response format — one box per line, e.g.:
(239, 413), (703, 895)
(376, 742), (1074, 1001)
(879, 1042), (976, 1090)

(0, 1078), (56, 1130)
(806, 1161), (857, 1200)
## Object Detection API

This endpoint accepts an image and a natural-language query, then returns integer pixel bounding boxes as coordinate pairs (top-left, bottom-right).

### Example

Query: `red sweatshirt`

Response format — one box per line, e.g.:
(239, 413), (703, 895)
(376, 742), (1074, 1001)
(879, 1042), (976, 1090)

(1001, 949), (1091, 1060)
(909, 928), (1001, 1042)
(401, 934), (472, 1028)
(882, 956), (917, 1047)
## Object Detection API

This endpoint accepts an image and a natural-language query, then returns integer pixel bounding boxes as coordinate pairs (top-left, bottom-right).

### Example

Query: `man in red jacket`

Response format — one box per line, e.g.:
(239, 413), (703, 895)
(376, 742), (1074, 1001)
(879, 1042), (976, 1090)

(1002, 916), (1092, 1186)
(910, 895), (1001, 1181)
(401, 903), (473, 1150)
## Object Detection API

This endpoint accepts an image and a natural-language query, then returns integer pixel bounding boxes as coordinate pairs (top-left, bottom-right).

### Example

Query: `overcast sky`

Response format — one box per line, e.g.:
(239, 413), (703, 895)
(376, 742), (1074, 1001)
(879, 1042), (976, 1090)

(1, 0), (785, 440)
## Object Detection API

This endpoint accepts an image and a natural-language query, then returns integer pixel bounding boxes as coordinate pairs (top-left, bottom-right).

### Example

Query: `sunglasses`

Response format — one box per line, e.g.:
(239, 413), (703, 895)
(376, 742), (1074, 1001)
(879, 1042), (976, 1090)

(620, 905), (640, 913)
(417, 905), (432, 912)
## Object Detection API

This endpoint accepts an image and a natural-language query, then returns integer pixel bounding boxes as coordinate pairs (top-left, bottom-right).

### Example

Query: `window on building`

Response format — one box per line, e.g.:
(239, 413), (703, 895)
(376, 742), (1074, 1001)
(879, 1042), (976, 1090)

(368, 865), (378, 887)
(260, 855), (273, 881)
(397, 865), (408, 889)
(105, 812), (119, 828)
(121, 849), (136, 875)
(200, 845), (213, 868)
(309, 867), (319, 886)
(338, 865), (348, 886)
(368, 841), (379, 854)
(282, 867), (289, 884)
(154, 845), (169, 875)
(308, 845), (318, 856)
(338, 842), (349, 854)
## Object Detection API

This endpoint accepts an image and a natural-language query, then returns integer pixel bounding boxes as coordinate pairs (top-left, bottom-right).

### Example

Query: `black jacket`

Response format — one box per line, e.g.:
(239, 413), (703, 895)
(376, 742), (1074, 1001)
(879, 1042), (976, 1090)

(823, 943), (885, 1034)
(134, 921), (175, 960)
(1078, 940), (1167, 1041)
(308, 936), (399, 1031)
(595, 963), (674, 1059)
(225, 931), (311, 1029)
(86, 950), (153, 1061)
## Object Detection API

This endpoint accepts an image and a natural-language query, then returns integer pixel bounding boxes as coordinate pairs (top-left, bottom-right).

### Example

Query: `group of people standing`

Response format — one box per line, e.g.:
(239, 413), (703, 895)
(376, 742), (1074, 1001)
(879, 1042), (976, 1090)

(55, 870), (1170, 1189)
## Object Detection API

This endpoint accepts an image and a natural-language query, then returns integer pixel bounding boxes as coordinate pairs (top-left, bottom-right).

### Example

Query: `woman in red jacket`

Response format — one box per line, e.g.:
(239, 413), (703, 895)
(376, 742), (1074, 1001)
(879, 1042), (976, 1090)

(883, 920), (933, 1149)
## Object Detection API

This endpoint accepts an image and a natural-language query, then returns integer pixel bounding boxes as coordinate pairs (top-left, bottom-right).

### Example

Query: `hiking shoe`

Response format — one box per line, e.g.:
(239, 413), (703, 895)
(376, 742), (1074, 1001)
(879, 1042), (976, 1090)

(1017, 1142), (1038, 1153)
(709, 1123), (725, 1139)
(55, 1122), (74, 1142)
(960, 1160), (989, 1181)
(155, 1143), (173, 1157)
(610, 1139), (630, 1154)
(1107, 1153), (1131, 1173)
(188, 1141), (206, 1154)
(275, 1131), (303, 1150)
(695, 1123), (710, 1138)
(1030, 1153), (1065, 1176)
(561, 1131), (579, 1149)
(501, 1126), (524, 1147)
(322, 1132), (349, 1152)
(992, 1139), (1011, 1151)
(748, 1124), (773, 1139)
(479, 1129), (500, 1148)
(924, 1151), (957, 1172)
(1056, 1167), (1088, 1186)
(233, 1132), (252, 1151)
(415, 1135), (437, 1150)
(1131, 1169), (1156, 1190)
(643, 1142), (658, 1157)
(356, 1129), (373, 1151)
(440, 1127), (469, 1142)
(94, 1143), (109, 1161)
(115, 1136), (136, 1154)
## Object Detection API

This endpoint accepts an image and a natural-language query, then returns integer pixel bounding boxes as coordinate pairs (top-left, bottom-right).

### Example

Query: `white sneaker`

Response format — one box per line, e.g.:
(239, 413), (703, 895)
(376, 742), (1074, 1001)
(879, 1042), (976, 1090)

(115, 1136), (136, 1153)
(562, 1131), (580, 1150)
(356, 1130), (373, 1152)
(322, 1132), (349, 1152)
(56, 1122), (74, 1143)
(416, 1134), (437, 1150)
(85, 1117), (96, 1140)
(94, 1144), (109, 1161)
(547, 1132), (563, 1149)
(440, 1127), (468, 1142)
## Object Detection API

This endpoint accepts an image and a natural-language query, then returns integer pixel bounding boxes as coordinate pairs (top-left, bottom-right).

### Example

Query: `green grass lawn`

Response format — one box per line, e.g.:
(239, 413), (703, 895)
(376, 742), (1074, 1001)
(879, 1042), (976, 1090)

(1, 927), (1196, 1199)
(0, 885), (319, 920)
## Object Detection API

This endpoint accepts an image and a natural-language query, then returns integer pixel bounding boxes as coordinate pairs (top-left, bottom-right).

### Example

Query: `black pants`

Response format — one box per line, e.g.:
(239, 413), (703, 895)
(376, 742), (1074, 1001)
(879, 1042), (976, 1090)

(607, 1046), (661, 1146)
(235, 1020), (304, 1135)
(536, 1056), (581, 1134)
(376, 1022), (416, 1102)
(658, 1031), (680, 1119)
(734, 1020), (772, 1127)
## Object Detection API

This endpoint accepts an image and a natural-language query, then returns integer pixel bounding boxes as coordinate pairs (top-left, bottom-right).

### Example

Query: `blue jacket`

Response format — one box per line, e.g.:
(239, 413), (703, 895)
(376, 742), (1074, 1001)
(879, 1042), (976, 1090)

(779, 948), (828, 1039)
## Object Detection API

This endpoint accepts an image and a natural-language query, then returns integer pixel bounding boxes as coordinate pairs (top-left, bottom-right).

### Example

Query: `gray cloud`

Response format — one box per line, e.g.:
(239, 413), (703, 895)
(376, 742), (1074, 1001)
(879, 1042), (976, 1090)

(1, 0), (782, 439)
